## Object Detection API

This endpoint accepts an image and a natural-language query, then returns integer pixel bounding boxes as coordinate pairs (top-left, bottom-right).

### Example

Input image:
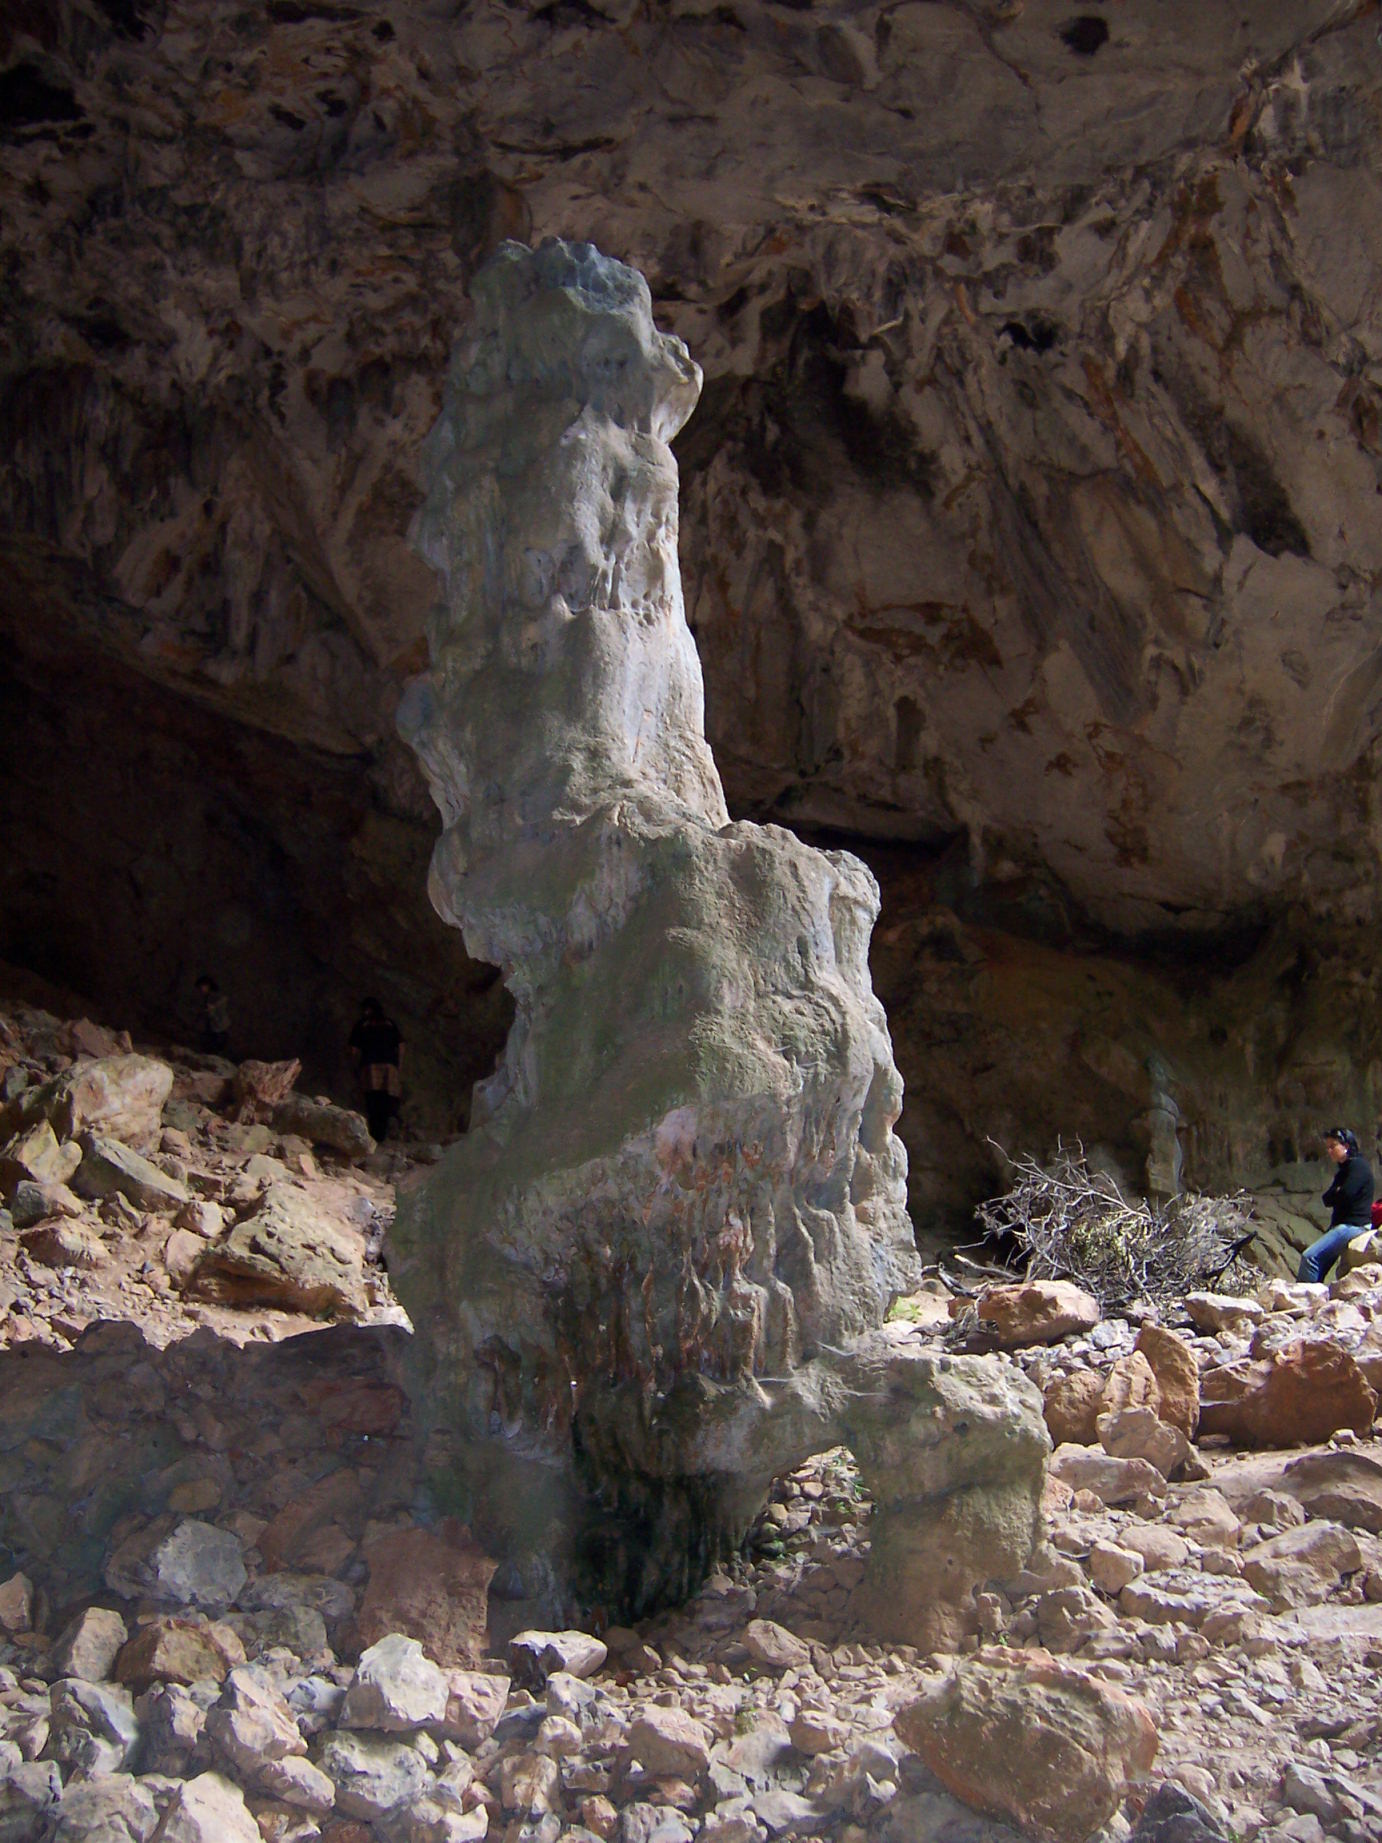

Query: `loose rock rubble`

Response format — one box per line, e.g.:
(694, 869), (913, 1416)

(3, 994), (1382, 1841)
(0, 997), (407, 1354)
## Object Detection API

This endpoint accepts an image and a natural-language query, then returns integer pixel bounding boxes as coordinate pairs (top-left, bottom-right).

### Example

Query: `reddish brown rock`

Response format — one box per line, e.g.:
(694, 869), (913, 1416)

(353, 1523), (496, 1668)
(233, 1059), (302, 1121)
(1100, 1351), (1160, 1420)
(1043, 1370), (1105, 1446)
(973, 1281), (1101, 1350)
(894, 1647), (1157, 1842)
(1197, 1338), (1378, 1448)
(1133, 1323), (1200, 1439)
(115, 1616), (246, 1688)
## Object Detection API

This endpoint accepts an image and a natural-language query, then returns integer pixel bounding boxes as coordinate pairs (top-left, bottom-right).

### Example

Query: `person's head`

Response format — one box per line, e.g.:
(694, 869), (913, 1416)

(196, 975), (218, 995)
(1324, 1126), (1358, 1164)
(360, 996), (383, 1019)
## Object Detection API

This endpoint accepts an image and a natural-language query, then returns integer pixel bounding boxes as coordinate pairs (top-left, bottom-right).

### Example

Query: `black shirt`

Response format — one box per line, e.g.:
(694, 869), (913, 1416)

(349, 1015), (402, 1067)
(1323, 1152), (1374, 1228)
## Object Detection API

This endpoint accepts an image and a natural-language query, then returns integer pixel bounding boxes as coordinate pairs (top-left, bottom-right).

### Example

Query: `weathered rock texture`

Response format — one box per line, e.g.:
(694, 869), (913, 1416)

(3, 1), (1382, 1226)
(389, 239), (1046, 1624)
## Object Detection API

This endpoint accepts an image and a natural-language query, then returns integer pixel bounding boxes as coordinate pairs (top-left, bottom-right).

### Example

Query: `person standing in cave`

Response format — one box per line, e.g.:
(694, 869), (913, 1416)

(1297, 1126), (1374, 1283)
(348, 997), (405, 1144)
(194, 974), (231, 1057)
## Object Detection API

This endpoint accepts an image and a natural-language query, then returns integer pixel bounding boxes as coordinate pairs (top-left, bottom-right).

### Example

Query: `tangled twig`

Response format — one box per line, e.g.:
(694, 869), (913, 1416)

(974, 1139), (1258, 1310)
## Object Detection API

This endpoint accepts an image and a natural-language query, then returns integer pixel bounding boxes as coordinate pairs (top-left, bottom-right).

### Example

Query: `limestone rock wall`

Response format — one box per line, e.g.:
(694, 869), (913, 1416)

(2, 0), (1381, 1226)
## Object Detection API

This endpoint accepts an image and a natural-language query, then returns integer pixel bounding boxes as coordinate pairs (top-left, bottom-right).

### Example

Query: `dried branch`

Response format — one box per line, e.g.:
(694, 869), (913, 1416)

(975, 1139), (1258, 1310)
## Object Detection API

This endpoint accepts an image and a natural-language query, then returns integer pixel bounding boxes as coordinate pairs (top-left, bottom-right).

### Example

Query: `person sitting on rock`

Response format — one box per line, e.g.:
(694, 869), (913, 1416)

(347, 997), (404, 1144)
(195, 974), (231, 1057)
(1297, 1126), (1374, 1283)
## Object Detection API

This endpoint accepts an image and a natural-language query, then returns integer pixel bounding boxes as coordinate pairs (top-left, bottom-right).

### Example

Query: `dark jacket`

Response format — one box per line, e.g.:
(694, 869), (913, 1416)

(1323, 1152), (1374, 1228)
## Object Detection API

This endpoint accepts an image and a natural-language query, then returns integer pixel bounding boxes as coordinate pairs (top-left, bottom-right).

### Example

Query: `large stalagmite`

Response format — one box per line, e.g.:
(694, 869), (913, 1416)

(391, 240), (1046, 1626)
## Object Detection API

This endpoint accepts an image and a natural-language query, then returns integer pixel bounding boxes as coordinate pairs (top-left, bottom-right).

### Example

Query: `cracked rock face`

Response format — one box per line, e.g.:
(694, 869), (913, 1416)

(2, 1), (1381, 1220)
(389, 240), (952, 1619)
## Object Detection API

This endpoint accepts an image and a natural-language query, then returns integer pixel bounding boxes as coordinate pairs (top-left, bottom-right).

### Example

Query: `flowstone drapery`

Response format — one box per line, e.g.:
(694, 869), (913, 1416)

(392, 240), (1046, 1629)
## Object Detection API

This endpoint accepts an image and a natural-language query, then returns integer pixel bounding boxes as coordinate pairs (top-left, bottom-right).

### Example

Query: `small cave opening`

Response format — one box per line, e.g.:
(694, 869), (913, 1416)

(1060, 15), (1110, 57)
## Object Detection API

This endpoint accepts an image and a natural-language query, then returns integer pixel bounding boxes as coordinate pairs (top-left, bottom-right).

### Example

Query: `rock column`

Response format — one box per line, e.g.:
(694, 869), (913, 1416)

(392, 239), (1044, 1626)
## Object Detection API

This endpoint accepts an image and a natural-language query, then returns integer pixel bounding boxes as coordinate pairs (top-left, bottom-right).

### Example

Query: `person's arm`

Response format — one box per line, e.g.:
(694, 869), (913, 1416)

(1338, 1159), (1372, 1216)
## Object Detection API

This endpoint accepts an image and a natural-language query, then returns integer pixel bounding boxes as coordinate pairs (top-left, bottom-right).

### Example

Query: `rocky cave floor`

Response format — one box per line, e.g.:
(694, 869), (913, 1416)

(2, 989), (1382, 1843)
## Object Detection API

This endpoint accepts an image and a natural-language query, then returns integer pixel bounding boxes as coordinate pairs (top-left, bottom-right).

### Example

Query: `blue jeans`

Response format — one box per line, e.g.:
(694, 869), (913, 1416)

(1297, 1224), (1365, 1283)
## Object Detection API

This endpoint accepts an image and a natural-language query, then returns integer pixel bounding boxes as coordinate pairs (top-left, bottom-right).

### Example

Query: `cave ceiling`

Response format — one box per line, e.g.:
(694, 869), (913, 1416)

(2, 0), (1381, 1092)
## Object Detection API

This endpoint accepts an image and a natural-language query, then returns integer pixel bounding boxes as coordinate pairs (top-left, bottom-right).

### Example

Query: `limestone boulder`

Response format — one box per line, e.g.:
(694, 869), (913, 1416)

(355, 1525), (496, 1670)
(1048, 1447), (1165, 1507)
(1, 1055), (173, 1153)
(1042, 1369), (1105, 1446)
(48, 1775), (159, 1843)
(103, 1518), (246, 1612)
(21, 1219), (109, 1270)
(971, 1280), (1102, 1349)
(147, 1772), (260, 1843)
(342, 1635), (450, 1732)
(1278, 1449), (1382, 1531)
(51, 1608), (128, 1682)
(188, 1182), (369, 1316)
(893, 1648), (1158, 1842)
(114, 1616), (246, 1690)
(314, 1730), (431, 1822)
(1097, 1406), (1192, 1479)
(1197, 1338), (1378, 1447)
(71, 1135), (190, 1214)
(272, 1093), (375, 1161)
(0, 1121), (81, 1195)
(1241, 1520), (1362, 1609)
(1134, 1324), (1200, 1439)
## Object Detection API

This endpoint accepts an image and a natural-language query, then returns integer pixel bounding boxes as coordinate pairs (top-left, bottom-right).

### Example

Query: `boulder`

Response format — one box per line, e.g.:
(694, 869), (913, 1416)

(624, 1708), (713, 1779)
(272, 1093), (374, 1161)
(341, 1634), (450, 1732)
(741, 1619), (812, 1674)
(0, 1574), (31, 1634)
(893, 1648), (1158, 1842)
(1099, 1351), (1161, 1419)
(103, 1518), (246, 1612)
(148, 1772), (259, 1843)
(355, 1525), (496, 1670)
(314, 1729), (430, 1821)
(1279, 1448), (1382, 1531)
(45, 1679), (140, 1777)
(509, 1630), (608, 1688)
(232, 1058), (302, 1119)
(205, 1666), (308, 1779)
(3, 1055), (173, 1152)
(0, 1120), (81, 1194)
(1183, 1293), (1264, 1333)
(51, 1607), (128, 1681)
(1042, 1369), (1105, 1446)
(1128, 1782), (1237, 1841)
(71, 1135), (190, 1214)
(1197, 1338), (1378, 1447)
(22, 1219), (109, 1270)
(1096, 1406), (1192, 1478)
(440, 1670), (509, 1749)
(114, 1616), (246, 1689)
(188, 1182), (369, 1316)
(48, 1775), (158, 1843)
(1241, 1521), (1362, 1609)
(1133, 1323), (1200, 1439)
(1048, 1446), (1166, 1506)
(971, 1280), (1102, 1349)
